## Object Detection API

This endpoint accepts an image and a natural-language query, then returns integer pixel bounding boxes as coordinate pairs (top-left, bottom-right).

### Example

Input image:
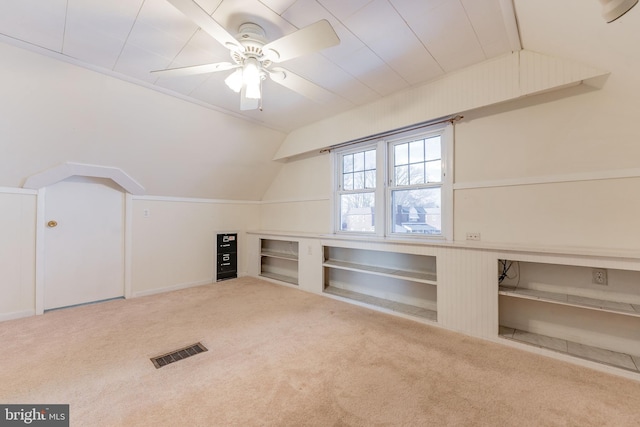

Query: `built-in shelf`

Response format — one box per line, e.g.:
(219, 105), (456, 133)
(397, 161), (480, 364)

(260, 271), (298, 285)
(322, 259), (437, 284)
(498, 259), (640, 376)
(323, 246), (437, 322)
(499, 326), (640, 373)
(325, 286), (437, 322)
(260, 250), (298, 261)
(499, 285), (640, 318)
(260, 239), (299, 286)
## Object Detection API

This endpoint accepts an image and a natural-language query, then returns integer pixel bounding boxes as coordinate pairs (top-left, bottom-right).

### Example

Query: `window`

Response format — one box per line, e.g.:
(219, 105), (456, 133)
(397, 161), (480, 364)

(337, 147), (377, 232)
(334, 124), (453, 239)
(390, 134), (443, 235)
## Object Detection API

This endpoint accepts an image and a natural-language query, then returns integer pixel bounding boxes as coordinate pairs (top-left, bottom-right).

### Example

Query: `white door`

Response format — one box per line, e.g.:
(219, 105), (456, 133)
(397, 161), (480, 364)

(44, 176), (125, 310)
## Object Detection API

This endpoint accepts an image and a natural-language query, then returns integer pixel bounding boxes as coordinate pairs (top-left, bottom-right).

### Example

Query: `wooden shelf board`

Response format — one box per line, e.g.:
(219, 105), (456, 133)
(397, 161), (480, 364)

(260, 250), (298, 261)
(323, 259), (437, 285)
(324, 285), (437, 322)
(499, 286), (640, 318)
(260, 272), (298, 286)
(499, 326), (640, 373)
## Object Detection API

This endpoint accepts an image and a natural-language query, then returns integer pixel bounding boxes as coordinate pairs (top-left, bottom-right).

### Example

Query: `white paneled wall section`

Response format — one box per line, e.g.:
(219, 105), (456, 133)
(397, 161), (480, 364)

(0, 188), (37, 321)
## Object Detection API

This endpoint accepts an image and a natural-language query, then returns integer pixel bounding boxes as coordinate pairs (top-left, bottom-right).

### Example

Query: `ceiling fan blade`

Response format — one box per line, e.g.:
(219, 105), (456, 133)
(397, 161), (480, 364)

(268, 67), (335, 104)
(151, 62), (237, 77)
(262, 20), (339, 63)
(167, 0), (244, 52)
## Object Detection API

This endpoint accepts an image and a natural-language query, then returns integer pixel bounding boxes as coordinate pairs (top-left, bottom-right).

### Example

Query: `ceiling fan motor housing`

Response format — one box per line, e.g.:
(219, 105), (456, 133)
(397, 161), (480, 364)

(231, 23), (271, 69)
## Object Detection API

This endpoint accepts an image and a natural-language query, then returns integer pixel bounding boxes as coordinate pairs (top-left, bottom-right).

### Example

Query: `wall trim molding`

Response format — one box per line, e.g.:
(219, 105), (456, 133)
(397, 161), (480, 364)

(453, 168), (640, 190)
(131, 279), (214, 298)
(0, 187), (37, 195)
(260, 197), (330, 205)
(23, 162), (145, 194)
(133, 195), (260, 204)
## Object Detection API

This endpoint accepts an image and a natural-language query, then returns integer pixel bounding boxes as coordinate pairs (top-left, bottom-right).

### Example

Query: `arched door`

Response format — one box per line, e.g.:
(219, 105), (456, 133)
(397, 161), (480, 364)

(43, 176), (125, 310)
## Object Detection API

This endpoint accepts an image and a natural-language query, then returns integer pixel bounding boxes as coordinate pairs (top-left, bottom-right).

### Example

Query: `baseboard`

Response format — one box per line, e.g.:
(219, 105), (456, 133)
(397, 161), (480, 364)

(0, 309), (36, 322)
(132, 279), (214, 298)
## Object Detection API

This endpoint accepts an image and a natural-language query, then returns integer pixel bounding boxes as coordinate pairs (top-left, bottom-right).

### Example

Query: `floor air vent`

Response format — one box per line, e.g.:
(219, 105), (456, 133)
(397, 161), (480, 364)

(151, 342), (208, 369)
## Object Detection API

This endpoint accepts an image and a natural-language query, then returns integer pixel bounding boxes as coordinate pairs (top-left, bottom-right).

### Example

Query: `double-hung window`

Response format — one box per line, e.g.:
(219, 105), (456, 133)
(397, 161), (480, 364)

(337, 146), (377, 233)
(334, 123), (453, 239)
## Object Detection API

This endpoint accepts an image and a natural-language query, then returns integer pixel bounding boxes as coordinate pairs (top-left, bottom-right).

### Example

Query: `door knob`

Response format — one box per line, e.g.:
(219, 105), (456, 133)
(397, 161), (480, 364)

(47, 220), (58, 228)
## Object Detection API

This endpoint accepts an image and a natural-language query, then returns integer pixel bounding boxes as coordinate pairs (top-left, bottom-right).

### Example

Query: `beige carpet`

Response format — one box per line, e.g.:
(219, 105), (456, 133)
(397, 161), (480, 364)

(1, 277), (639, 426)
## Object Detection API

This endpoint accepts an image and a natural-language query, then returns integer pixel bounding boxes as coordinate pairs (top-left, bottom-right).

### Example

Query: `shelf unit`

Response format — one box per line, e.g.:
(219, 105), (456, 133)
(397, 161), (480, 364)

(323, 246), (437, 321)
(498, 260), (640, 373)
(260, 238), (299, 285)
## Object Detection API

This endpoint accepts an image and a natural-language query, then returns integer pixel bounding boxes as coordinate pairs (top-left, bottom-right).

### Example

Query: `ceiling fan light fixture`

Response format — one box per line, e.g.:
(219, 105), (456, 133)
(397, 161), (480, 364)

(242, 58), (262, 100)
(245, 81), (261, 100)
(243, 58), (261, 83)
(600, 0), (638, 22)
(224, 68), (243, 93)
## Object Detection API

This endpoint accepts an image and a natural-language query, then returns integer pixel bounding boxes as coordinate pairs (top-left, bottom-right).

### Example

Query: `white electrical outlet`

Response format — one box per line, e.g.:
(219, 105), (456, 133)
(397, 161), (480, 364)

(592, 268), (608, 285)
(143, 209), (150, 218)
(466, 232), (481, 241)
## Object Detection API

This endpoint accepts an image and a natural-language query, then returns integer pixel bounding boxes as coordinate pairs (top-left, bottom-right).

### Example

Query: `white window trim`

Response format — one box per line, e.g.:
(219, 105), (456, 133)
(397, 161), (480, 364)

(332, 142), (380, 236)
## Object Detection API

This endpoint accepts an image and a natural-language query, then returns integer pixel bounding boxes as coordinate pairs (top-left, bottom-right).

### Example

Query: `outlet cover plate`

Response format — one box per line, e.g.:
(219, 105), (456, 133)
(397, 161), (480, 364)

(592, 268), (608, 285)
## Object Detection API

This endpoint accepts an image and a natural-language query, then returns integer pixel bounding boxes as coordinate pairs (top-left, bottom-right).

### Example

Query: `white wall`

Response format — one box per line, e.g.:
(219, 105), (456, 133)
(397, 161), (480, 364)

(131, 197), (259, 297)
(259, 153), (332, 233)
(0, 189), (259, 318)
(0, 189), (37, 321)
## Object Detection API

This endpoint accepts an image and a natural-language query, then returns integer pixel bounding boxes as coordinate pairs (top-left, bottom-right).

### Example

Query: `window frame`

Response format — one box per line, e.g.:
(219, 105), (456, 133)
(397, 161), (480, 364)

(333, 142), (383, 235)
(332, 123), (453, 241)
(386, 126), (453, 239)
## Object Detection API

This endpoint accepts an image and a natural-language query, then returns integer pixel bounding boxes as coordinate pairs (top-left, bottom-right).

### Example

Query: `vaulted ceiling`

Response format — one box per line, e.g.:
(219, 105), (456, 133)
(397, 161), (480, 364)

(0, 0), (521, 132)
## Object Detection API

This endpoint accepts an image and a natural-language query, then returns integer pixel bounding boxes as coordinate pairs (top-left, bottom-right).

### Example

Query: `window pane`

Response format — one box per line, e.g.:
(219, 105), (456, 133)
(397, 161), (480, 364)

(425, 136), (441, 161)
(365, 150), (376, 170)
(365, 170), (376, 188)
(340, 193), (375, 232)
(409, 163), (425, 185)
(353, 171), (365, 190)
(395, 165), (408, 186)
(343, 154), (353, 173)
(425, 160), (441, 183)
(395, 143), (408, 166)
(409, 140), (425, 163)
(343, 173), (353, 190)
(353, 152), (365, 172)
(391, 188), (441, 235)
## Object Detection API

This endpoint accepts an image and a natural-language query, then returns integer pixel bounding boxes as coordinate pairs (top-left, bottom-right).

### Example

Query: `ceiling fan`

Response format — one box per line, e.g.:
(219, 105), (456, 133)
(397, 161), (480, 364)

(151, 0), (340, 111)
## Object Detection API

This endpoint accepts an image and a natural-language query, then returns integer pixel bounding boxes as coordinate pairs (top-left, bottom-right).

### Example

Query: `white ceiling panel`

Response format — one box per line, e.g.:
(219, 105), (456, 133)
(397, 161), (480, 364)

(113, 43), (175, 82)
(258, 0), (297, 15)
(318, 0), (373, 21)
(461, 0), (512, 58)
(63, 24), (127, 69)
(125, 18), (189, 63)
(213, 0), (294, 41)
(0, 0), (66, 51)
(389, 0), (449, 18)
(65, 0), (143, 39)
(408, 0), (486, 72)
(0, 0), (521, 131)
